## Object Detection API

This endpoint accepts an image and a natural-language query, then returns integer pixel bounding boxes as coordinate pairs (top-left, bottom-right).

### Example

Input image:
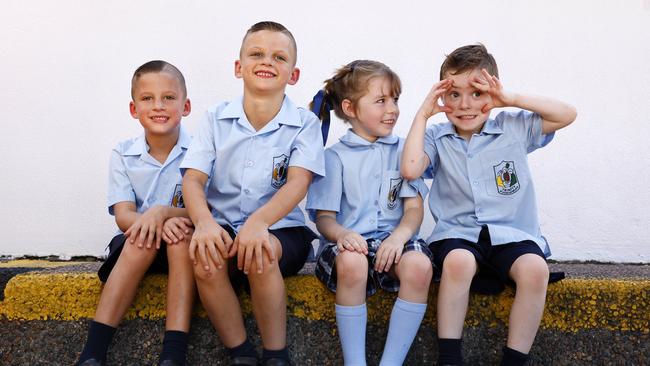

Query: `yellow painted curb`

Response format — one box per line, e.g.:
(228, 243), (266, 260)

(1, 273), (648, 333)
(0, 260), (87, 268)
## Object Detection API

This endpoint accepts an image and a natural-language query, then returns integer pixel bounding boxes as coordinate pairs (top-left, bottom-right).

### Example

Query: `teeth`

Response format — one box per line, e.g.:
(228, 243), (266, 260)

(256, 71), (274, 77)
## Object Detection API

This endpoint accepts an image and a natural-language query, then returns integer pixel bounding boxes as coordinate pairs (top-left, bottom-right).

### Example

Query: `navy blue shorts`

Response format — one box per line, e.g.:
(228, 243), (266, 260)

(97, 234), (169, 283)
(223, 225), (316, 282)
(430, 226), (562, 294)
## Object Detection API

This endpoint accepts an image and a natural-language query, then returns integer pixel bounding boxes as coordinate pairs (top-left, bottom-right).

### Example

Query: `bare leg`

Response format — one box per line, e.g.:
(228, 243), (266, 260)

(94, 244), (157, 326)
(335, 250), (369, 306)
(194, 257), (247, 348)
(247, 235), (286, 350)
(507, 254), (549, 353)
(165, 232), (196, 332)
(436, 249), (477, 338)
(394, 251), (433, 303)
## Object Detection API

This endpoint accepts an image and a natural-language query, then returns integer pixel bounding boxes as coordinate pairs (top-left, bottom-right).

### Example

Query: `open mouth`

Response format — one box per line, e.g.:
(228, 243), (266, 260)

(255, 70), (276, 78)
(381, 119), (396, 125)
(151, 116), (169, 123)
(457, 115), (477, 120)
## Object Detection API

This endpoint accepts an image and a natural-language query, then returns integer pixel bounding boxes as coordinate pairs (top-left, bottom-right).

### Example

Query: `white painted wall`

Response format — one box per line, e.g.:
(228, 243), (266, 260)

(1, 0), (648, 262)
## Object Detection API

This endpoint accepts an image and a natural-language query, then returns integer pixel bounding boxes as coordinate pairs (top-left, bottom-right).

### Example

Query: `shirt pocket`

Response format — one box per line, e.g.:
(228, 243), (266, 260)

(479, 143), (530, 199)
(380, 170), (404, 219)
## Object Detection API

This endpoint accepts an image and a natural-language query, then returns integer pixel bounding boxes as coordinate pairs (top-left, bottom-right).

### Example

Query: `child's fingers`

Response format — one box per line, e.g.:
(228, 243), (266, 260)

(155, 226), (162, 249)
(263, 238), (276, 263)
(180, 217), (193, 227)
(189, 239), (197, 264)
(164, 226), (178, 243)
(198, 242), (210, 272)
(162, 231), (171, 244)
(146, 225), (156, 249)
(237, 240), (245, 271)
(227, 235), (239, 258)
(383, 250), (396, 272)
(256, 242), (265, 274)
(206, 241), (223, 269)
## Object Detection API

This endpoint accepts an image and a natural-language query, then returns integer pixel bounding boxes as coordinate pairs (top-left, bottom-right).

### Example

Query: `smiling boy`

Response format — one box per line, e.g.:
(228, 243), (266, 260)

(180, 22), (324, 366)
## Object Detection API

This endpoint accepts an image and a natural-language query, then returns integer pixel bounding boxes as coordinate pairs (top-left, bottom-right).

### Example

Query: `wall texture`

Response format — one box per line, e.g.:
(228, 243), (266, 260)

(1, 0), (648, 262)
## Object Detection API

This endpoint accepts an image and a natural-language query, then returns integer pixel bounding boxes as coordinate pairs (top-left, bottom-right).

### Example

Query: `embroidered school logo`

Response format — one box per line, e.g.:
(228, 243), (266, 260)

(271, 154), (289, 189)
(387, 178), (403, 210)
(171, 184), (185, 208)
(493, 161), (520, 195)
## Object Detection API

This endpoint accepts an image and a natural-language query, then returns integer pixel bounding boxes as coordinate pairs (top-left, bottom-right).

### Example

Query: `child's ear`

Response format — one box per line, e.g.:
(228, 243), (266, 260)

(129, 101), (138, 119)
(234, 60), (243, 79)
(341, 99), (356, 119)
(287, 67), (300, 85)
(182, 98), (191, 117)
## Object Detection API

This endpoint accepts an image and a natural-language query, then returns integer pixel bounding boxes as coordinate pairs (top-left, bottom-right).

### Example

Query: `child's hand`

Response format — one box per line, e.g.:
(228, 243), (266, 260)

(162, 217), (193, 244)
(472, 68), (517, 113)
(416, 79), (453, 120)
(374, 236), (404, 273)
(189, 220), (233, 272)
(124, 205), (167, 249)
(336, 230), (368, 255)
(235, 218), (276, 275)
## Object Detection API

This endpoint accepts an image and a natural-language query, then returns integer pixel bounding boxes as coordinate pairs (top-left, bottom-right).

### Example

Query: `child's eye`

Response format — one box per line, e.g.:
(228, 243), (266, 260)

(275, 55), (287, 62)
(141, 96), (152, 101)
(472, 91), (482, 98)
(450, 92), (459, 98)
(393, 97), (399, 104)
(376, 98), (385, 104)
(250, 52), (262, 57)
(164, 95), (176, 100)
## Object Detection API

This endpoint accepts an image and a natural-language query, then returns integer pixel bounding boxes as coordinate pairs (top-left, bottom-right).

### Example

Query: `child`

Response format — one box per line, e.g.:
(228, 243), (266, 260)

(307, 60), (434, 366)
(180, 21), (325, 366)
(77, 60), (196, 366)
(401, 44), (577, 365)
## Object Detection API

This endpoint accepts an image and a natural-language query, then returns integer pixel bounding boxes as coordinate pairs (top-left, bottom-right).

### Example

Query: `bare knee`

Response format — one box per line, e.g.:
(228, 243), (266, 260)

(511, 254), (549, 293)
(397, 252), (433, 292)
(336, 251), (368, 287)
(167, 237), (191, 261)
(442, 249), (477, 283)
(193, 261), (229, 283)
(120, 242), (157, 266)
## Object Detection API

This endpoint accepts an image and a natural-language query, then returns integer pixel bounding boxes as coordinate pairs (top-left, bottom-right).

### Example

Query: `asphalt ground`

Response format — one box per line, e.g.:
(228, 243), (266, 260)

(0, 260), (648, 365)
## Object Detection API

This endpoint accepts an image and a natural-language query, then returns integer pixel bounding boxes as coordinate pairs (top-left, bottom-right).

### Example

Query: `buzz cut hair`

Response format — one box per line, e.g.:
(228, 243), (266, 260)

(240, 21), (298, 65)
(131, 60), (187, 99)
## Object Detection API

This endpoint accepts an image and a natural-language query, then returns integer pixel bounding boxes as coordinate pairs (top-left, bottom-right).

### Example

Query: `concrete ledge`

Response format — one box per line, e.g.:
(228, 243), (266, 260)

(1, 262), (648, 333)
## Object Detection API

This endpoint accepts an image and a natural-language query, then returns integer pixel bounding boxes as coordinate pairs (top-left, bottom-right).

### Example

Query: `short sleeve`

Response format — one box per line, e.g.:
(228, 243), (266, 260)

(288, 111), (326, 177)
(306, 149), (343, 222)
(423, 126), (440, 179)
(180, 110), (216, 176)
(497, 110), (554, 153)
(400, 177), (429, 199)
(107, 149), (135, 215)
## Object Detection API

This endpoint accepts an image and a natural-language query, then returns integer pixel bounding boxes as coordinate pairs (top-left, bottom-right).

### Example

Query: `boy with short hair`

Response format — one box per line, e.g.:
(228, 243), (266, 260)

(76, 60), (196, 366)
(401, 44), (577, 365)
(181, 21), (325, 366)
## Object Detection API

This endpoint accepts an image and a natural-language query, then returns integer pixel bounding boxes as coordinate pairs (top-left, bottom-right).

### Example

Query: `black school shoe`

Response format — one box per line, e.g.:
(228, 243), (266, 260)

(263, 358), (292, 366)
(229, 355), (259, 366)
(158, 359), (183, 366)
(78, 359), (103, 366)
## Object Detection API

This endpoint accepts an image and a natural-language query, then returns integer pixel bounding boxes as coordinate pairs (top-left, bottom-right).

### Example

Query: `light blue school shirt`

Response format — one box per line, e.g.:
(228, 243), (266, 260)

(180, 95), (325, 231)
(306, 130), (429, 242)
(424, 110), (554, 256)
(107, 128), (191, 216)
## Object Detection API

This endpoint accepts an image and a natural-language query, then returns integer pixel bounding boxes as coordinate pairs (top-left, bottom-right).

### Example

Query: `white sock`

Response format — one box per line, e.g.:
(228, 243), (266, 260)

(335, 303), (367, 366)
(379, 298), (427, 366)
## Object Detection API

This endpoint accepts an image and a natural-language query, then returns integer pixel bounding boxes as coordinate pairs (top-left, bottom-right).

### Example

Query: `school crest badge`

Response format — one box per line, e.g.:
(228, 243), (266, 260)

(387, 178), (403, 210)
(271, 154), (289, 189)
(493, 161), (520, 195)
(171, 184), (185, 208)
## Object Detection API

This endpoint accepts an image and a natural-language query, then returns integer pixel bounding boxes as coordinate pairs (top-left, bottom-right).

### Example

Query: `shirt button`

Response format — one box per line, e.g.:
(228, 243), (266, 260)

(370, 219), (375, 224)
(244, 189), (250, 194)
(246, 160), (254, 167)
(473, 181), (478, 185)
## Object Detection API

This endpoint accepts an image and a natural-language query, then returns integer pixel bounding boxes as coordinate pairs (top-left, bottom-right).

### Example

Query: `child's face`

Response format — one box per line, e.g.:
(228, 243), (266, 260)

(129, 71), (190, 137)
(442, 68), (491, 140)
(235, 30), (300, 95)
(344, 77), (399, 143)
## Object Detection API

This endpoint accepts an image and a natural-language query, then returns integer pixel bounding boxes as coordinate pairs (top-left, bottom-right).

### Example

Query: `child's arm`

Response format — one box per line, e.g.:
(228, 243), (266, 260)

(114, 202), (187, 249)
(401, 80), (453, 180)
(315, 211), (368, 255)
(374, 194), (424, 273)
(235, 166), (312, 274)
(473, 69), (577, 134)
(182, 168), (233, 272)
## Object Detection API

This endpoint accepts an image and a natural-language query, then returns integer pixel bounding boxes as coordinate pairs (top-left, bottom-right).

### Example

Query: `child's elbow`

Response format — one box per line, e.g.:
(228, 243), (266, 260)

(401, 166), (421, 181)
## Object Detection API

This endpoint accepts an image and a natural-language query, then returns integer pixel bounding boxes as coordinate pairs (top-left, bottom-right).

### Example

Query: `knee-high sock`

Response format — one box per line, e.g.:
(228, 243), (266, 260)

(379, 298), (427, 366)
(335, 303), (367, 366)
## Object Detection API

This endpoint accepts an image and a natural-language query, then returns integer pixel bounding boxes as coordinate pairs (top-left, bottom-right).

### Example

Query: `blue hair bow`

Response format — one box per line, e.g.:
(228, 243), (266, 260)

(310, 89), (332, 145)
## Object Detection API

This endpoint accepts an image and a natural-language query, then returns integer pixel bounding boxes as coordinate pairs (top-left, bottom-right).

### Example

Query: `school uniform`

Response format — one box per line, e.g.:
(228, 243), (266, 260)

(306, 130), (432, 296)
(424, 110), (563, 293)
(98, 128), (191, 282)
(180, 95), (325, 277)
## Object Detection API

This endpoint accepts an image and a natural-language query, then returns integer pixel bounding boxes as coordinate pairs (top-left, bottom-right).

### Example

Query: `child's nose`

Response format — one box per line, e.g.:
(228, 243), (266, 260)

(460, 95), (471, 109)
(154, 98), (165, 109)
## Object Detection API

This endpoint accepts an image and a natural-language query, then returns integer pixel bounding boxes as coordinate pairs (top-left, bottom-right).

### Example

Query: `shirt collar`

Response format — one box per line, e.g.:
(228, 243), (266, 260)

(339, 129), (399, 147)
(216, 95), (303, 129)
(123, 126), (191, 156)
(433, 118), (504, 140)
